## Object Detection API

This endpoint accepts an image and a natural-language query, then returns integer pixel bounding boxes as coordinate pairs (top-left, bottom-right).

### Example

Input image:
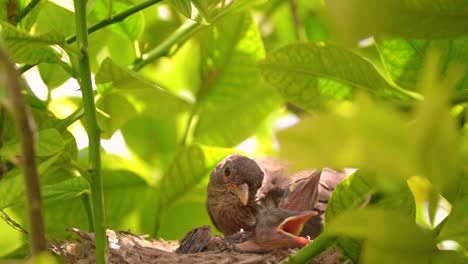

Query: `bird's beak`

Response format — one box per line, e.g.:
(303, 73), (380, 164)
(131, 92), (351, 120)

(228, 183), (249, 206)
(277, 211), (318, 245)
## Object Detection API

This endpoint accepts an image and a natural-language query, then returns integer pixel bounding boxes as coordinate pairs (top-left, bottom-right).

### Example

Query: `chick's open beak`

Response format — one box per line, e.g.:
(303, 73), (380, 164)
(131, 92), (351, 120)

(228, 183), (249, 206)
(277, 211), (318, 245)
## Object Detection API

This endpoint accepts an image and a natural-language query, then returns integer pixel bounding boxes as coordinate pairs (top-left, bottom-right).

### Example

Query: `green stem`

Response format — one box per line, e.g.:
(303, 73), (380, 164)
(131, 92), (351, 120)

(16, 0), (41, 23)
(67, 0), (163, 44)
(0, 43), (46, 255)
(132, 20), (201, 71)
(285, 235), (336, 264)
(72, 1), (106, 264)
(54, 106), (85, 132)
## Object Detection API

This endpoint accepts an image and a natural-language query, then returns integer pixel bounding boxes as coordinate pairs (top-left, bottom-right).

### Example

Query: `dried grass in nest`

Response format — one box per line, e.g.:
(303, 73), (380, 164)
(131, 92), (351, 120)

(50, 228), (346, 264)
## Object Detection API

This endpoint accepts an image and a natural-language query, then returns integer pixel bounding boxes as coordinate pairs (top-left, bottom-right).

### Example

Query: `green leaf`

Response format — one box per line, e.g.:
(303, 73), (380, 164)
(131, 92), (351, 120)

(377, 37), (468, 92)
(259, 43), (413, 110)
(102, 170), (157, 234)
(13, 176), (89, 206)
(90, 0), (144, 40)
(325, 170), (415, 261)
(96, 93), (138, 139)
(0, 22), (66, 64)
(38, 63), (70, 89)
(121, 116), (178, 170)
(193, 11), (282, 147)
(412, 51), (462, 202)
(439, 195), (468, 250)
(95, 58), (190, 120)
(1, 129), (65, 158)
(277, 96), (417, 177)
(32, 1), (75, 37)
(157, 144), (233, 207)
(0, 152), (63, 209)
(325, 208), (437, 264)
(169, 0), (193, 19)
(327, 0), (468, 43)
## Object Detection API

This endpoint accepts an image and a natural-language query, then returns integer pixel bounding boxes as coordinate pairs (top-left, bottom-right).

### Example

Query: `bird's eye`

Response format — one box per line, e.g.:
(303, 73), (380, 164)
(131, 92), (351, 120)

(223, 165), (232, 178)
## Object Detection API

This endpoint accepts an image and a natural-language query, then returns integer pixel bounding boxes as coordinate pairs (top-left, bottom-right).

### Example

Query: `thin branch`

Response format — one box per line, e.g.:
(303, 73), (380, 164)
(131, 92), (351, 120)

(16, 0), (41, 23)
(288, 0), (307, 42)
(0, 43), (46, 254)
(0, 209), (28, 234)
(72, 1), (106, 263)
(66, 0), (164, 44)
(6, 0), (18, 25)
(132, 20), (201, 71)
(285, 234), (336, 264)
(54, 106), (85, 132)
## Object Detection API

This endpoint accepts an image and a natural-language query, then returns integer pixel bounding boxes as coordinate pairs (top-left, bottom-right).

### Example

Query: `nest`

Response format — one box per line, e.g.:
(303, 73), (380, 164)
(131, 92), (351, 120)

(51, 228), (347, 264)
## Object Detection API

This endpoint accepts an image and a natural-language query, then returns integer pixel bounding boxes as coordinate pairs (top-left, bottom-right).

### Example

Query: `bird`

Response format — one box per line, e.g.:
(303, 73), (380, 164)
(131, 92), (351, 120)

(234, 208), (317, 252)
(206, 154), (265, 235)
(206, 153), (348, 246)
(177, 209), (317, 254)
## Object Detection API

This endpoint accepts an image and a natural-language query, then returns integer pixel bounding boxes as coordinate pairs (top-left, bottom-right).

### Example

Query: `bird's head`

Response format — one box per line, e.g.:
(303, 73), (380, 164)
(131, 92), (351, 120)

(209, 154), (264, 206)
(235, 208), (317, 252)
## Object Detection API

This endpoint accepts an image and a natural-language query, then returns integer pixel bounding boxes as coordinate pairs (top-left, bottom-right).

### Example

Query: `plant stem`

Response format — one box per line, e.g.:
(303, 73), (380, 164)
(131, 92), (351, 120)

(0, 44), (46, 255)
(288, 0), (307, 42)
(132, 20), (201, 71)
(16, 0), (41, 23)
(72, 1), (106, 264)
(285, 235), (336, 264)
(66, 0), (163, 44)
(54, 106), (85, 132)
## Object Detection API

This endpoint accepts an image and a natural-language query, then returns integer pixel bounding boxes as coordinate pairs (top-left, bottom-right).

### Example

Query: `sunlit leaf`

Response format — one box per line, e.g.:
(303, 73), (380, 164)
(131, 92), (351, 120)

(327, 0), (468, 43)
(0, 152), (63, 209)
(259, 43), (413, 110)
(325, 170), (415, 261)
(0, 22), (66, 64)
(95, 58), (191, 126)
(412, 51), (462, 202)
(169, 0), (193, 19)
(277, 96), (417, 177)
(325, 208), (437, 264)
(377, 37), (468, 92)
(96, 93), (138, 139)
(89, 0), (144, 40)
(1, 129), (65, 158)
(157, 144), (232, 207)
(193, 11), (282, 147)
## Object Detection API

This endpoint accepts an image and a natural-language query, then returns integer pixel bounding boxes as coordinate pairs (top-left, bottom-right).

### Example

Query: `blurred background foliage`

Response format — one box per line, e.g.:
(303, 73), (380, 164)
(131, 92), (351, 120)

(0, 0), (467, 263)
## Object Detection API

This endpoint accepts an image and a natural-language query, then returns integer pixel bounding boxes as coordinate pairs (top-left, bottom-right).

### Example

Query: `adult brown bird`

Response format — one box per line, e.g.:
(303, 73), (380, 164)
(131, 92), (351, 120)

(206, 154), (347, 241)
(206, 154), (265, 235)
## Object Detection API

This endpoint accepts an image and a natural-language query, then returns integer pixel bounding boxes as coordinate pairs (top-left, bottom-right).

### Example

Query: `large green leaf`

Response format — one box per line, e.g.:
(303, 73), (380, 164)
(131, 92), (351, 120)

(1, 129), (65, 158)
(121, 116), (179, 172)
(156, 144), (233, 238)
(89, 0), (144, 41)
(326, 0), (468, 42)
(0, 22), (66, 64)
(325, 170), (415, 261)
(325, 208), (437, 264)
(259, 43), (413, 110)
(193, 11), (282, 147)
(95, 58), (191, 137)
(102, 170), (157, 234)
(157, 144), (232, 206)
(277, 96), (417, 177)
(411, 52), (462, 202)
(0, 152), (63, 209)
(377, 37), (468, 92)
